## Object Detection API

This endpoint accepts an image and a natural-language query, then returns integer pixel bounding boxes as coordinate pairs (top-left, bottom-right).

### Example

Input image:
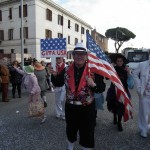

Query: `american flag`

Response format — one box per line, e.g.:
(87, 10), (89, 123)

(41, 38), (66, 51)
(86, 32), (133, 122)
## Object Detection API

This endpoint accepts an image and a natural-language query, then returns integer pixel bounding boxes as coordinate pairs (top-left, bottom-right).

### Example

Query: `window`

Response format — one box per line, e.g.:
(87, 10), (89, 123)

(0, 10), (2, 21)
(75, 38), (78, 45)
(58, 33), (63, 38)
(86, 29), (89, 34)
(11, 49), (15, 53)
(24, 27), (28, 38)
(0, 49), (4, 54)
(58, 14), (63, 25)
(8, 29), (13, 40)
(24, 48), (28, 54)
(19, 4), (27, 18)
(96, 36), (98, 40)
(0, 30), (4, 40)
(81, 27), (84, 34)
(68, 20), (71, 28)
(20, 27), (28, 39)
(46, 9), (52, 21)
(75, 24), (79, 32)
(45, 29), (52, 38)
(68, 36), (70, 44)
(9, 8), (12, 19)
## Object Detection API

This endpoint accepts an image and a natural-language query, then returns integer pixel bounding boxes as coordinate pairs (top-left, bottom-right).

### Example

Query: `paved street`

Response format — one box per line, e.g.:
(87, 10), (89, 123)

(0, 81), (150, 150)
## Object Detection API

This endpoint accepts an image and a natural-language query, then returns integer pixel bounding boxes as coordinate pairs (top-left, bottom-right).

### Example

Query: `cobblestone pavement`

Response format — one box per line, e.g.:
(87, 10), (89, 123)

(0, 81), (150, 150)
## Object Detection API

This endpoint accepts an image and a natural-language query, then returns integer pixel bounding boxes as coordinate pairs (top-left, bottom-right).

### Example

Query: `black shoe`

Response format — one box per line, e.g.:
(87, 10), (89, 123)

(18, 95), (21, 98)
(13, 95), (15, 98)
(118, 123), (123, 132)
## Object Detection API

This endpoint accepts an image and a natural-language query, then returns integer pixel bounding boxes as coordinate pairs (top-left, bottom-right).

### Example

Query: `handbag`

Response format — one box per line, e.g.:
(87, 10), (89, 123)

(127, 74), (134, 89)
(94, 93), (104, 110)
(28, 100), (44, 117)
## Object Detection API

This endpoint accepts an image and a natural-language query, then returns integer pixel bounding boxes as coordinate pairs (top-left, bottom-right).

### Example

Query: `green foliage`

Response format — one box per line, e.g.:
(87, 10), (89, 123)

(105, 27), (136, 53)
(105, 27), (136, 41)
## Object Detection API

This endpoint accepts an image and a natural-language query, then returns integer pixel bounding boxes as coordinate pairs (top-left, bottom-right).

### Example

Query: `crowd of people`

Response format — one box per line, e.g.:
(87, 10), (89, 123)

(0, 42), (150, 149)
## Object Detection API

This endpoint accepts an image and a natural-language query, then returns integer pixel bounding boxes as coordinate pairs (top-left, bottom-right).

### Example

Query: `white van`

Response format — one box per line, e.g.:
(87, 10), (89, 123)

(124, 49), (149, 70)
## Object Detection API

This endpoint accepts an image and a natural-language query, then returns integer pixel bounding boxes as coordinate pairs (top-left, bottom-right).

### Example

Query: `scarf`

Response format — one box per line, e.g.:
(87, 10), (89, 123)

(66, 62), (88, 96)
(56, 62), (65, 74)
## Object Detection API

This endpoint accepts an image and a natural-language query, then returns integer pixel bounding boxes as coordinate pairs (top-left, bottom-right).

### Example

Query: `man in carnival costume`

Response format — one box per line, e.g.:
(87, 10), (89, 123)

(51, 43), (105, 150)
(133, 50), (150, 138)
(54, 57), (67, 120)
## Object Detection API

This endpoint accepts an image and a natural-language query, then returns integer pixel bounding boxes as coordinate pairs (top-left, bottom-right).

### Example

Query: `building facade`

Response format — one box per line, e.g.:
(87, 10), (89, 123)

(92, 29), (108, 52)
(0, 0), (92, 61)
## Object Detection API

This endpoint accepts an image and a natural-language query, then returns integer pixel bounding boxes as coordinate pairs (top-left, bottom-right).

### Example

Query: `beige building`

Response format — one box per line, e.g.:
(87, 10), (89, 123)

(92, 29), (108, 52)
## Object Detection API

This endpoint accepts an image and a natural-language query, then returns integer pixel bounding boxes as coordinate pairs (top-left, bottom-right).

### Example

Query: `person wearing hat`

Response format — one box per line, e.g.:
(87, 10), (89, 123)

(106, 54), (131, 132)
(15, 65), (41, 96)
(9, 60), (23, 98)
(51, 43), (106, 150)
(132, 50), (150, 138)
(15, 65), (42, 118)
(34, 62), (48, 123)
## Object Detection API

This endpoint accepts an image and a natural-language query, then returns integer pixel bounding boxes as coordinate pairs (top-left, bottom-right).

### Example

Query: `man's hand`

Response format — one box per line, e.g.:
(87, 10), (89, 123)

(50, 67), (58, 76)
(125, 66), (131, 74)
(87, 77), (96, 87)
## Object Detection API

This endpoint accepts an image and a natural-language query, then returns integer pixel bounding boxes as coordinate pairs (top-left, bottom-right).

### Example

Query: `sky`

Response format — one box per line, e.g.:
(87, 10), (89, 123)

(52, 0), (150, 52)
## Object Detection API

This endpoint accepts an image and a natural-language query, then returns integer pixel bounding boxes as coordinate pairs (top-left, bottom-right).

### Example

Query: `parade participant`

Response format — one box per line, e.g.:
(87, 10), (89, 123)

(106, 54), (131, 132)
(9, 60), (23, 98)
(53, 57), (66, 120)
(0, 64), (9, 102)
(133, 50), (150, 138)
(51, 43), (105, 150)
(45, 62), (52, 91)
(34, 62), (48, 123)
(15, 65), (46, 121)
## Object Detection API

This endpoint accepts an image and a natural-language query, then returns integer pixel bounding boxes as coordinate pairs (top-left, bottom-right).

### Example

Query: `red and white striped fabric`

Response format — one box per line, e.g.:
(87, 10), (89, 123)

(88, 52), (133, 122)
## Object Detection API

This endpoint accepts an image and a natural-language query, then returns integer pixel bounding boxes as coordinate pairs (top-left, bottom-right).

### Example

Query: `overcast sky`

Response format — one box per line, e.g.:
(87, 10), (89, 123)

(52, 0), (150, 52)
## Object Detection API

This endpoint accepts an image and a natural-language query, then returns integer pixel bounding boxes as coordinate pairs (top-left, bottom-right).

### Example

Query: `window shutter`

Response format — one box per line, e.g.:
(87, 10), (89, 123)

(9, 8), (12, 19)
(19, 6), (21, 18)
(61, 16), (63, 25)
(50, 10), (52, 21)
(46, 9), (48, 20)
(68, 20), (70, 28)
(0, 10), (2, 21)
(0, 30), (4, 40)
(23, 5), (27, 17)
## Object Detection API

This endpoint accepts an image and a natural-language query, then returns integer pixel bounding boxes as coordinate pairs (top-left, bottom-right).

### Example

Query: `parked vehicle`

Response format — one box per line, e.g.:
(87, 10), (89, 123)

(124, 49), (149, 70)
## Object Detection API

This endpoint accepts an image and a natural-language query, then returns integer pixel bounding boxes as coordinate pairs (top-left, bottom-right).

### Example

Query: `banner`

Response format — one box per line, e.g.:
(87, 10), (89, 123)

(40, 38), (66, 58)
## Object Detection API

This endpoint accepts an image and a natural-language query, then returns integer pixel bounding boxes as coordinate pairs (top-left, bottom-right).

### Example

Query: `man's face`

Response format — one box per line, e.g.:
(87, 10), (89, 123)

(56, 57), (63, 64)
(73, 51), (87, 66)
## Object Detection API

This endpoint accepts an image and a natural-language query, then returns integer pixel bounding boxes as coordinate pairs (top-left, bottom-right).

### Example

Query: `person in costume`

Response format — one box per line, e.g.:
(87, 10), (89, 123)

(106, 54), (131, 132)
(53, 57), (67, 120)
(51, 43), (105, 150)
(133, 50), (150, 138)
(34, 62), (48, 123)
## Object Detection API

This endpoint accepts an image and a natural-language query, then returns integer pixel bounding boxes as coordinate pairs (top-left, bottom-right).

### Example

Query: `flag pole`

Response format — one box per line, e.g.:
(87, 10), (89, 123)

(21, 0), (24, 67)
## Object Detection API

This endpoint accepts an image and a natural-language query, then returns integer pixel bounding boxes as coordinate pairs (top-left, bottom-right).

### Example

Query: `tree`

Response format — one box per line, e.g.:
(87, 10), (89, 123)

(105, 27), (136, 53)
